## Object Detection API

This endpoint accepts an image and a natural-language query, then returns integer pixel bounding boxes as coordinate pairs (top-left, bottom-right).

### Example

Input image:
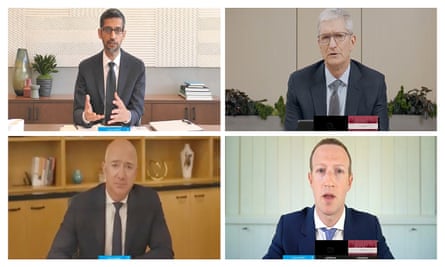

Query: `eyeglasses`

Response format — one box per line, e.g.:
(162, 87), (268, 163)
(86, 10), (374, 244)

(318, 32), (352, 45)
(101, 26), (124, 35)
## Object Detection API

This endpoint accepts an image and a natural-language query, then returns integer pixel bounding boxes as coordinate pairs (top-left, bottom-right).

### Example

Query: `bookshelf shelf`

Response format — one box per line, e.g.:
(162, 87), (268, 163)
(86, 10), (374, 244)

(8, 136), (220, 196)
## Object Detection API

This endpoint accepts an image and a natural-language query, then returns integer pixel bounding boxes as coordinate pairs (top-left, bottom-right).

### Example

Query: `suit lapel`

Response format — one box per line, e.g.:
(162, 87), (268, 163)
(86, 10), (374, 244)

(93, 53), (105, 103)
(123, 187), (136, 254)
(345, 61), (363, 115)
(343, 206), (354, 240)
(117, 50), (128, 95)
(300, 206), (316, 253)
(311, 63), (327, 115)
(92, 184), (106, 254)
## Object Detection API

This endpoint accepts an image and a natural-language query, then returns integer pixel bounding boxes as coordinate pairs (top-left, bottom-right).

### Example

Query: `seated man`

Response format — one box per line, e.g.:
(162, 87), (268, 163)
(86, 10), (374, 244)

(263, 138), (394, 259)
(73, 8), (145, 127)
(48, 139), (173, 259)
(284, 8), (389, 131)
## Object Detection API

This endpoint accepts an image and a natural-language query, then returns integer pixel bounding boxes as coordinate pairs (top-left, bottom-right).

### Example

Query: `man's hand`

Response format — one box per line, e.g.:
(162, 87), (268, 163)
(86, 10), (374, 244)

(84, 94), (104, 122)
(108, 92), (131, 124)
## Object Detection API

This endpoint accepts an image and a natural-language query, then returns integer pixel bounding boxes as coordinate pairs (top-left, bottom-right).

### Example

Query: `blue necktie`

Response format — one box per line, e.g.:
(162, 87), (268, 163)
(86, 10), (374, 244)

(112, 202), (123, 255)
(105, 61), (116, 123)
(320, 227), (337, 240)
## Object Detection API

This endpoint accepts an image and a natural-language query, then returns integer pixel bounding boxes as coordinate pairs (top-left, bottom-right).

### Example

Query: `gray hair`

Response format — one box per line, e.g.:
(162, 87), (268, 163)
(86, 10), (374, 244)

(318, 8), (353, 34)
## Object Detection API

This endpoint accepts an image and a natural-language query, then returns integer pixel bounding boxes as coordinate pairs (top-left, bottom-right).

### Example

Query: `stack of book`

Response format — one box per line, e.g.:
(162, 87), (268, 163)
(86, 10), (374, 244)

(30, 156), (56, 187)
(179, 81), (213, 100)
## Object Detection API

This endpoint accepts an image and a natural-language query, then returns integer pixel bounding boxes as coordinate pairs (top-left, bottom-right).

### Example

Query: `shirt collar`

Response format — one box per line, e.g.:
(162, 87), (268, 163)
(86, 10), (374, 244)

(314, 206), (346, 231)
(105, 187), (128, 205)
(103, 51), (121, 69)
(325, 63), (350, 88)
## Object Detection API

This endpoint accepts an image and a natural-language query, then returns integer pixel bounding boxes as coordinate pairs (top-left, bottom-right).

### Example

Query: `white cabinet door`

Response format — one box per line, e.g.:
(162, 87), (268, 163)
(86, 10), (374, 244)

(382, 224), (436, 259)
(226, 224), (275, 259)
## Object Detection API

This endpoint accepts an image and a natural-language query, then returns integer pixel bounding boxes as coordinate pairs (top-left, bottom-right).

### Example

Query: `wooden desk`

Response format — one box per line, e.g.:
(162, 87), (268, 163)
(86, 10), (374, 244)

(9, 95), (73, 124)
(21, 123), (220, 132)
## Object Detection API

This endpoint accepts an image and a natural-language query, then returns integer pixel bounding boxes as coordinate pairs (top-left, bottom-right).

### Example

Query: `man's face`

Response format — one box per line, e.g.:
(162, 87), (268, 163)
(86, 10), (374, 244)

(308, 144), (353, 218)
(103, 140), (137, 201)
(98, 17), (126, 56)
(318, 18), (356, 71)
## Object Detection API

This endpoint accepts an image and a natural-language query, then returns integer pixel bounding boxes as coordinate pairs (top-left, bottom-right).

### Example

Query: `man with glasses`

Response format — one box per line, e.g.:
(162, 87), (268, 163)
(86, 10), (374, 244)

(73, 8), (145, 127)
(284, 8), (389, 131)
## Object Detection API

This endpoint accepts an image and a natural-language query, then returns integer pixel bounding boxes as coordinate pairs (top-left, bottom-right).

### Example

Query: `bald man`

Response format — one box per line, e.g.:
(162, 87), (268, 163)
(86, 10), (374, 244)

(48, 139), (173, 259)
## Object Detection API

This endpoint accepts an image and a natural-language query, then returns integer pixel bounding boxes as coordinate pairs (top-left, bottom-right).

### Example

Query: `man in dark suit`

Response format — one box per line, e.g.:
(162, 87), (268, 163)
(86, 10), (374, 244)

(48, 139), (173, 259)
(263, 138), (394, 259)
(73, 8), (145, 127)
(284, 8), (389, 131)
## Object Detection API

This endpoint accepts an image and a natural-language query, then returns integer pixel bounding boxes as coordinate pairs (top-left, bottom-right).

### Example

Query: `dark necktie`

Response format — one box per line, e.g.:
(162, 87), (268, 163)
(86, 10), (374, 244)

(112, 202), (123, 255)
(320, 227), (337, 240)
(328, 79), (342, 115)
(105, 62), (116, 123)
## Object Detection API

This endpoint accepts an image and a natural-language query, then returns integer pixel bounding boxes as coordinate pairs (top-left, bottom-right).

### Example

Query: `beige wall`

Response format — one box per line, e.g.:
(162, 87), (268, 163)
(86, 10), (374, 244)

(225, 9), (297, 105)
(226, 8), (436, 105)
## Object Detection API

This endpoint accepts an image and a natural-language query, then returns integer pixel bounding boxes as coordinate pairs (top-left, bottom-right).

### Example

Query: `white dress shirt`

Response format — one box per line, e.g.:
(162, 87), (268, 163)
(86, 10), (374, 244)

(314, 206), (346, 240)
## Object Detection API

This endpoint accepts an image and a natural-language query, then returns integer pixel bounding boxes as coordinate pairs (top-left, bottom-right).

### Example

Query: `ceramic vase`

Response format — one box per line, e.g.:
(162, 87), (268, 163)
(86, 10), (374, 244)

(12, 48), (32, 96)
(72, 169), (83, 184)
(180, 143), (194, 179)
(37, 78), (53, 97)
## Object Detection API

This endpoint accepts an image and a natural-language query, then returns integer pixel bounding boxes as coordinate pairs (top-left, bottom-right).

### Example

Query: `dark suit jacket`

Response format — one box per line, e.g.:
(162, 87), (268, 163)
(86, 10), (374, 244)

(73, 49), (146, 127)
(263, 206), (394, 259)
(47, 184), (173, 259)
(284, 59), (389, 131)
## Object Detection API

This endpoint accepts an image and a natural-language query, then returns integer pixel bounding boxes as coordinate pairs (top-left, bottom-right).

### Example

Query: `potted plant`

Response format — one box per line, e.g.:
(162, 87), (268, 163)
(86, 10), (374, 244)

(225, 88), (286, 130)
(387, 85), (436, 130)
(32, 54), (58, 97)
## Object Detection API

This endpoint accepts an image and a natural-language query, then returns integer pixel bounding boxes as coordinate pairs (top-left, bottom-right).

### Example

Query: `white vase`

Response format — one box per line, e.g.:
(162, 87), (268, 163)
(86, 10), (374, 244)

(180, 143), (194, 179)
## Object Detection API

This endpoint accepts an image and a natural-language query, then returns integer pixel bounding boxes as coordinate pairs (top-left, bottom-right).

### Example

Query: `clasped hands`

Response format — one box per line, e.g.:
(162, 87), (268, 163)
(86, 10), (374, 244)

(84, 92), (130, 124)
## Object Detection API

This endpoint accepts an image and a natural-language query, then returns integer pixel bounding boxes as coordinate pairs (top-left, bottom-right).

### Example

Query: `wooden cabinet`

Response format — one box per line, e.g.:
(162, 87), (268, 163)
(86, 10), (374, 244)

(8, 95), (73, 124)
(8, 136), (220, 195)
(143, 94), (220, 125)
(9, 94), (220, 125)
(8, 198), (69, 259)
(159, 187), (220, 259)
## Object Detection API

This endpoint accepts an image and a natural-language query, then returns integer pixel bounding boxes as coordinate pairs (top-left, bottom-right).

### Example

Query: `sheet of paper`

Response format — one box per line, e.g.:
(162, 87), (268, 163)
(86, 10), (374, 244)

(149, 120), (203, 131)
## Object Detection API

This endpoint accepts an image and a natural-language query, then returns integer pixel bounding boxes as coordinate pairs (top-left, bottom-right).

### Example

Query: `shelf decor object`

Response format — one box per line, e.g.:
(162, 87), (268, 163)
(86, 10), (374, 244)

(32, 54), (58, 97)
(147, 160), (168, 181)
(71, 169), (83, 184)
(180, 143), (194, 179)
(12, 48), (33, 96)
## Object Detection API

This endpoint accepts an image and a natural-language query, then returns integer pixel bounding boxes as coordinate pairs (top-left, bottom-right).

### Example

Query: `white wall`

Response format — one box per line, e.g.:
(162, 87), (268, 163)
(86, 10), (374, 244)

(8, 8), (220, 67)
(225, 136), (436, 259)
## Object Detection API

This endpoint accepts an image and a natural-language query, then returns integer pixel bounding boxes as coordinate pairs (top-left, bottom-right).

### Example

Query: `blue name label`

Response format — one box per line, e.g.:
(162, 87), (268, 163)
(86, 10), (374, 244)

(98, 255), (131, 259)
(283, 255), (315, 259)
(98, 126), (131, 131)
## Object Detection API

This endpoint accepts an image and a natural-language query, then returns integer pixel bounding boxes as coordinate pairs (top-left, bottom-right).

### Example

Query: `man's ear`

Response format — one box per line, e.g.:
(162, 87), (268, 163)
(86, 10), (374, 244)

(350, 34), (357, 47)
(348, 173), (353, 189)
(308, 172), (313, 185)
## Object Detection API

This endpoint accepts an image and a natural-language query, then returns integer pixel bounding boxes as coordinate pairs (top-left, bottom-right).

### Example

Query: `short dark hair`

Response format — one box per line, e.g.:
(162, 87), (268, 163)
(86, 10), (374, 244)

(309, 138), (352, 174)
(100, 8), (126, 30)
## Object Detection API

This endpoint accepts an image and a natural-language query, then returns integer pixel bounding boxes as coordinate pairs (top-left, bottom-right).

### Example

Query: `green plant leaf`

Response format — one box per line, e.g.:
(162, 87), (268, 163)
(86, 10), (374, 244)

(387, 85), (436, 119)
(32, 54), (58, 78)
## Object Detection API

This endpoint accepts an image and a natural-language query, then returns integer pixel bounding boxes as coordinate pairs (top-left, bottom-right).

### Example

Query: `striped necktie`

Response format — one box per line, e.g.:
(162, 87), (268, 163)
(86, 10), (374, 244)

(328, 79), (342, 115)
